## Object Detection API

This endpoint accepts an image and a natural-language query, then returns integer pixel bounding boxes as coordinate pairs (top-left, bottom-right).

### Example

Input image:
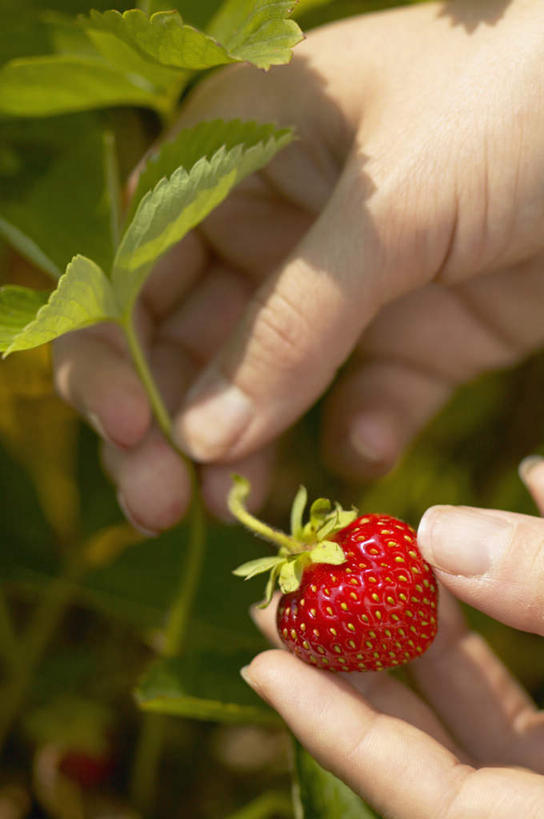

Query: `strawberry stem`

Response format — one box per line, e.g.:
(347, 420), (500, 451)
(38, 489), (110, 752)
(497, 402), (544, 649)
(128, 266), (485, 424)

(227, 476), (303, 555)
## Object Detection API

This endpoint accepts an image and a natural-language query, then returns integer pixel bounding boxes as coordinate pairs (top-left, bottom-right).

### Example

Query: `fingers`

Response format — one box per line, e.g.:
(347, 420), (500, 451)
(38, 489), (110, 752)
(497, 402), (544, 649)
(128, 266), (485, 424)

(251, 598), (464, 756)
(242, 650), (544, 818)
(173, 157), (411, 464)
(53, 325), (151, 449)
(412, 589), (544, 772)
(323, 267), (533, 479)
(101, 429), (191, 535)
(417, 505), (544, 636)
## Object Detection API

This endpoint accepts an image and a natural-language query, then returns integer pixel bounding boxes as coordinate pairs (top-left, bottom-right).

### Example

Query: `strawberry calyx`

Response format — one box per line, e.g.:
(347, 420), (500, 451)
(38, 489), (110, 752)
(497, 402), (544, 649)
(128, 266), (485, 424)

(228, 475), (358, 606)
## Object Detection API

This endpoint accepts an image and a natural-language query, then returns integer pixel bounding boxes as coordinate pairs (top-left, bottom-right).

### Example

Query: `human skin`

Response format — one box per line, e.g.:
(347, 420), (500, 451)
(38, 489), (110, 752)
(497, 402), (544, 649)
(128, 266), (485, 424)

(54, 0), (544, 532)
(242, 459), (544, 818)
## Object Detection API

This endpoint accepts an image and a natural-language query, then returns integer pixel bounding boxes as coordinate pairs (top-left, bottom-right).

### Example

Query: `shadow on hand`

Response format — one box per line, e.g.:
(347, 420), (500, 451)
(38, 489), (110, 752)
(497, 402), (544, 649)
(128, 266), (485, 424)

(438, 0), (512, 32)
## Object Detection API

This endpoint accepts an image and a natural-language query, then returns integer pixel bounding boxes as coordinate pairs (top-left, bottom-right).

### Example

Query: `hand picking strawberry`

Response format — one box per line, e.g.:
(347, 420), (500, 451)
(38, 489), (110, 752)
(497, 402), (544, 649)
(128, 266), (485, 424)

(229, 477), (438, 672)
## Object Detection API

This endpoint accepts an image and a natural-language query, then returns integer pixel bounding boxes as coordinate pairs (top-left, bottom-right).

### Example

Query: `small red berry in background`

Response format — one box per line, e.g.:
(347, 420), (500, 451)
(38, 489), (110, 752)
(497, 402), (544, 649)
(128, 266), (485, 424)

(59, 748), (115, 788)
(230, 478), (438, 672)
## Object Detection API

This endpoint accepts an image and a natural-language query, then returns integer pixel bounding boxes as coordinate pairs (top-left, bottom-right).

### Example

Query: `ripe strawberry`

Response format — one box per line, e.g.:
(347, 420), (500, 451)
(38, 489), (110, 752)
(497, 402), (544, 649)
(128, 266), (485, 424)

(230, 477), (438, 672)
(59, 748), (115, 788)
(276, 514), (437, 671)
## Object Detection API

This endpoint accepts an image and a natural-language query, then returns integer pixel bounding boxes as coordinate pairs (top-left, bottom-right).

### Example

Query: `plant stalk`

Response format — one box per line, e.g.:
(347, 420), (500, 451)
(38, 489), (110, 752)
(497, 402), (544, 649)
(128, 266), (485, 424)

(123, 313), (206, 809)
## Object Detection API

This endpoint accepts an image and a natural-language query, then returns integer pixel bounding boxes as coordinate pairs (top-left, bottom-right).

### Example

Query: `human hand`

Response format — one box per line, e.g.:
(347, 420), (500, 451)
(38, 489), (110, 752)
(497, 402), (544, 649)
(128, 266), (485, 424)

(241, 459), (544, 818)
(54, 0), (544, 531)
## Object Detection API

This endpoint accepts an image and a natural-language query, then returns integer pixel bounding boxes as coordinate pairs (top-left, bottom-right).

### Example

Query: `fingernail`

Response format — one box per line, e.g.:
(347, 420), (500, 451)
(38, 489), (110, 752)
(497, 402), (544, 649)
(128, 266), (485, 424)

(348, 413), (395, 465)
(418, 505), (513, 576)
(240, 665), (257, 689)
(88, 412), (111, 443)
(117, 492), (159, 538)
(176, 373), (253, 461)
(519, 455), (544, 484)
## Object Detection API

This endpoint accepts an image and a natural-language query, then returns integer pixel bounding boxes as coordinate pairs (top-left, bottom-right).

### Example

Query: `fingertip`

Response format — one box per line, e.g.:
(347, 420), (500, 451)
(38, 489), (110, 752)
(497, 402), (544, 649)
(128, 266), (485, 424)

(113, 432), (192, 533)
(518, 454), (544, 513)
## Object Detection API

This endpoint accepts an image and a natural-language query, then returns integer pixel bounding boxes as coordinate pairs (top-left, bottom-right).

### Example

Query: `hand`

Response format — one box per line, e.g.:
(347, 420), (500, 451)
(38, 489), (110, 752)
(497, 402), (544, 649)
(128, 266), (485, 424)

(241, 459), (544, 818)
(54, 0), (544, 532)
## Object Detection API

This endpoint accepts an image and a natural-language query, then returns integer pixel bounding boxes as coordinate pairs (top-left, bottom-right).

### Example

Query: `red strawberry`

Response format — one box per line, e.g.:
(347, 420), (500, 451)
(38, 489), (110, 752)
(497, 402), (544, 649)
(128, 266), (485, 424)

(276, 514), (437, 671)
(59, 749), (115, 788)
(230, 478), (438, 672)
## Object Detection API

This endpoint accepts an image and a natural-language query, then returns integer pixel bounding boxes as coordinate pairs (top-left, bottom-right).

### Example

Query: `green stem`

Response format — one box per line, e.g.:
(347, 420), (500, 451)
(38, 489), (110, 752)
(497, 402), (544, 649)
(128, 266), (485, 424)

(228, 478), (301, 555)
(129, 712), (167, 815)
(123, 313), (206, 807)
(0, 559), (83, 751)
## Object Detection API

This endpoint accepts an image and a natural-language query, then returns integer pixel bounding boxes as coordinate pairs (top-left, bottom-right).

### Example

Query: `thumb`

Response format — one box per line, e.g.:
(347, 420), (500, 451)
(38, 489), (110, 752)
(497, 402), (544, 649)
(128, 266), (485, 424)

(418, 504), (544, 636)
(174, 160), (429, 463)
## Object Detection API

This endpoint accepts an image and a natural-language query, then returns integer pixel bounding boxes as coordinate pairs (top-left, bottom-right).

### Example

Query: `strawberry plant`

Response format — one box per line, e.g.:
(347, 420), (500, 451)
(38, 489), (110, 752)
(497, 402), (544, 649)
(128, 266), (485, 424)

(1, 0), (543, 817)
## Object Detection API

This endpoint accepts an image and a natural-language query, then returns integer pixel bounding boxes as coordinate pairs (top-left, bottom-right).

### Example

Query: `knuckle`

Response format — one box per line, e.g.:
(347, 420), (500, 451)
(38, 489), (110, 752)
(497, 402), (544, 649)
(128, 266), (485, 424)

(248, 286), (316, 371)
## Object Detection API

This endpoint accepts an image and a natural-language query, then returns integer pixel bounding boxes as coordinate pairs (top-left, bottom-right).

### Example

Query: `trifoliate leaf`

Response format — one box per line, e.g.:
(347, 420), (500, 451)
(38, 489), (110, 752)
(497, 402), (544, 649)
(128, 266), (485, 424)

(290, 485), (308, 539)
(207, 0), (303, 69)
(113, 123), (292, 311)
(3, 255), (119, 355)
(0, 54), (165, 116)
(233, 555), (286, 580)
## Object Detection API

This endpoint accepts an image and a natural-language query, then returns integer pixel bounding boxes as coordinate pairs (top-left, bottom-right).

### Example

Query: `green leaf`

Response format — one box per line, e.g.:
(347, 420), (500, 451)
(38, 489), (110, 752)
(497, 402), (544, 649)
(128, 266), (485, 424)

(82, 2), (302, 78)
(0, 127), (119, 277)
(0, 287), (49, 352)
(136, 656), (278, 724)
(3, 255), (119, 355)
(113, 120), (292, 311)
(207, 0), (303, 69)
(0, 54), (164, 116)
(233, 555), (286, 580)
(82, 10), (182, 88)
(84, 8), (231, 71)
(128, 119), (288, 220)
(293, 740), (381, 819)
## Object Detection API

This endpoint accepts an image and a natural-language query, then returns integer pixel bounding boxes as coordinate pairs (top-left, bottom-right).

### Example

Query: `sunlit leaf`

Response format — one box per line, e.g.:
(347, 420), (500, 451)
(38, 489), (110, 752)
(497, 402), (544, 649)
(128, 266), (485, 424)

(128, 119), (288, 219)
(113, 120), (291, 310)
(207, 0), (302, 69)
(3, 255), (119, 355)
(0, 54), (164, 116)
(0, 287), (49, 351)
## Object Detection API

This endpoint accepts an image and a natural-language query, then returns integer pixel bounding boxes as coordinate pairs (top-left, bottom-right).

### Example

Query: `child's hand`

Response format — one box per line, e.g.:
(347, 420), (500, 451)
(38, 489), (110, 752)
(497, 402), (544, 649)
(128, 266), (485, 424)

(242, 458), (544, 818)
(54, 0), (544, 532)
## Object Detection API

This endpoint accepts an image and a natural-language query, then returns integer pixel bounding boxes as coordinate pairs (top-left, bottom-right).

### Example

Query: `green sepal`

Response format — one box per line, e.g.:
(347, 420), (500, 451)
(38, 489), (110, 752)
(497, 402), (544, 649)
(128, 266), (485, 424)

(233, 555), (285, 581)
(259, 563), (281, 609)
(308, 541), (346, 565)
(278, 555), (308, 594)
(290, 485), (307, 539)
(229, 477), (360, 605)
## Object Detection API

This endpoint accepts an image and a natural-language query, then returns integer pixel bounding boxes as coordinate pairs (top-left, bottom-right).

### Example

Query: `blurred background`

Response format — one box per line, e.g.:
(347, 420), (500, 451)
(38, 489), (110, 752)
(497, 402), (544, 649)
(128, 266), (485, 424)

(1, 0), (543, 816)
